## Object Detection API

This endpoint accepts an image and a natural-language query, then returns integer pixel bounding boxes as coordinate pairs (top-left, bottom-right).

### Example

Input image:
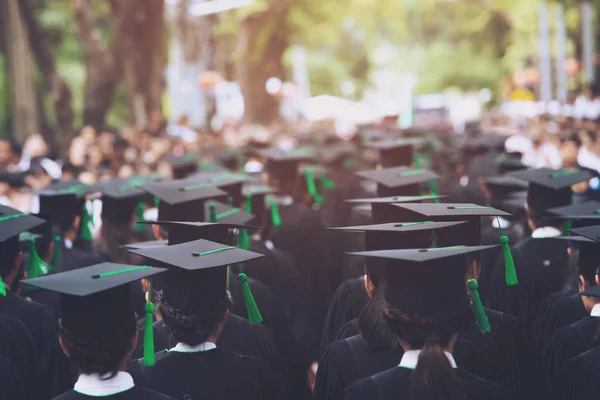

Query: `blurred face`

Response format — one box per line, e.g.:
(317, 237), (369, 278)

(88, 146), (103, 167)
(0, 141), (14, 168)
(80, 126), (97, 145)
(560, 140), (579, 166)
(69, 138), (87, 167)
(23, 134), (48, 158)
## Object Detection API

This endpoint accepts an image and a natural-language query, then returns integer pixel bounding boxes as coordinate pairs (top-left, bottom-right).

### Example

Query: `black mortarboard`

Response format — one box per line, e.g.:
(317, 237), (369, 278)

(22, 263), (165, 339)
(355, 167), (440, 197)
(330, 220), (468, 250)
(367, 138), (422, 168)
(93, 175), (162, 222)
(140, 220), (256, 246)
(0, 206), (46, 242)
(547, 201), (600, 228)
(121, 240), (168, 250)
(140, 180), (226, 222)
(495, 153), (527, 174)
(482, 175), (529, 210)
(259, 147), (316, 183)
(242, 184), (276, 222)
(349, 245), (497, 317)
(346, 195), (446, 223)
(551, 234), (600, 283)
(204, 201), (255, 225)
(184, 172), (249, 204)
(163, 153), (200, 179)
(510, 168), (591, 212)
(38, 180), (89, 219)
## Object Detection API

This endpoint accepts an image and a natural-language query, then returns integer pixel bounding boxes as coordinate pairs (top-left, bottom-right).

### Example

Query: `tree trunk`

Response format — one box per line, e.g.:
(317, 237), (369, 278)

(72, 0), (118, 131)
(1, 0), (39, 143)
(18, 0), (74, 154)
(236, 10), (288, 125)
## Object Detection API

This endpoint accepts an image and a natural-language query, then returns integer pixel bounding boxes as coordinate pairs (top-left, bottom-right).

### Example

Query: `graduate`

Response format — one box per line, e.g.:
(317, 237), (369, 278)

(22, 262), (174, 399)
(126, 239), (283, 399)
(0, 205), (73, 398)
(342, 246), (513, 400)
(487, 168), (591, 330)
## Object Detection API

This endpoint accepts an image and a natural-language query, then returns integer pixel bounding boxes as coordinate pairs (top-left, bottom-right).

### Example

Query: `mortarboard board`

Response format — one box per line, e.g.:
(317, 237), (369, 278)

(120, 239), (168, 250)
(349, 245), (498, 332)
(139, 220), (256, 246)
(259, 147), (316, 183)
(22, 262), (166, 366)
(163, 152), (200, 179)
(346, 194), (446, 223)
(242, 184), (276, 222)
(482, 175), (529, 211)
(550, 234), (600, 284)
(140, 180), (226, 222)
(204, 201), (255, 226)
(547, 201), (600, 230)
(355, 167), (440, 197)
(510, 168), (591, 212)
(0, 206), (46, 242)
(93, 175), (162, 223)
(128, 239), (265, 323)
(184, 172), (249, 205)
(37, 180), (89, 219)
(367, 137), (422, 168)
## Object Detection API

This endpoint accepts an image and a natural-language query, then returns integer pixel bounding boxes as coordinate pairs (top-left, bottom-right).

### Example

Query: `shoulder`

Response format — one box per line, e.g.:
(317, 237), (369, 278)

(347, 367), (411, 399)
(226, 314), (270, 337)
(458, 369), (514, 399)
(130, 386), (176, 399)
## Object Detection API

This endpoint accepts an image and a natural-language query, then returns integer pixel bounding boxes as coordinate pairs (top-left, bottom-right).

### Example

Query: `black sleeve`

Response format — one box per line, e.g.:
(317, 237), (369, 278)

(314, 346), (349, 400)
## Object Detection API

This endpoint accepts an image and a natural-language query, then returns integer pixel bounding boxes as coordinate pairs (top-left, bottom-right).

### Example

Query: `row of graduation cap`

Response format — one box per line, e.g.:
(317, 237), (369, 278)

(3, 127), (600, 399)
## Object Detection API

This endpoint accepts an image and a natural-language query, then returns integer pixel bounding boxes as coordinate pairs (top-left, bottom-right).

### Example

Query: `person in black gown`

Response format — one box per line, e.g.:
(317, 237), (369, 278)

(22, 262), (173, 400)
(0, 205), (73, 399)
(126, 239), (282, 399)
(343, 245), (513, 400)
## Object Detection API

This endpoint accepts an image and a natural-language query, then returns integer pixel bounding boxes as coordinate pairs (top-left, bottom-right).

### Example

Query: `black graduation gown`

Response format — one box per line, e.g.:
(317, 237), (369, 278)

(0, 292), (72, 398)
(53, 387), (173, 400)
(487, 236), (569, 332)
(327, 309), (543, 400)
(129, 348), (281, 400)
(532, 292), (587, 353)
(343, 367), (514, 400)
(544, 316), (597, 384)
(0, 354), (27, 400)
(319, 277), (368, 355)
(555, 345), (600, 400)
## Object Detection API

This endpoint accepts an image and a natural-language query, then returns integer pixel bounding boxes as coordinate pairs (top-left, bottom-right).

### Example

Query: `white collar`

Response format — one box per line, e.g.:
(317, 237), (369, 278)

(531, 226), (562, 239)
(270, 195), (293, 206)
(169, 342), (216, 353)
(591, 303), (600, 317)
(398, 350), (457, 370)
(492, 216), (511, 230)
(74, 371), (134, 397)
(64, 239), (73, 250)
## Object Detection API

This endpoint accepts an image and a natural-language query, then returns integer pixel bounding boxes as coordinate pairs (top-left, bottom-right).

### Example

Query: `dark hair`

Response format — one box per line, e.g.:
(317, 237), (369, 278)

(528, 208), (562, 230)
(158, 290), (232, 346)
(384, 303), (470, 400)
(358, 264), (400, 349)
(59, 322), (133, 379)
(0, 237), (19, 277)
(95, 219), (134, 264)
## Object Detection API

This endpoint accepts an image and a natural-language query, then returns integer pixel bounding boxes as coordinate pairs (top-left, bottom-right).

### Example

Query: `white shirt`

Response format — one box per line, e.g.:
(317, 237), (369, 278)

(591, 303), (600, 317)
(522, 143), (562, 169)
(531, 226), (562, 239)
(73, 371), (135, 397)
(578, 146), (600, 175)
(169, 342), (217, 353)
(398, 350), (457, 370)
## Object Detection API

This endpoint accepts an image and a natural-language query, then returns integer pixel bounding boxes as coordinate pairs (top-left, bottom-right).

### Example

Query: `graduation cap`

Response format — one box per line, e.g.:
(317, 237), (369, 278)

(481, 175), (529, 210)
(318, 141), (358, 168)
(259, 147), (316, 183)
(495, 153), (527, 174)
(163, 152), (200, 179)
(349, 245), (499, 333)
(510, 168), (591, 212)
(551, 234), (600, 284)
(389, 203), (517, 285)
(346, 195), (446, 224)
(140, 180), (226, 222)
(547, 201), (600, 234)
(139, 220), (256, 246)
(129, 239), (265, 324)
(93, 175), (162, 224)
(330, 220), (468, 251)
(120, 239), (168, 250)
(242, 184), (276, 223)
(37, 180), (89, 219)
(204, 201), (255, 225)
(367, 137), (422, 168)
(355, 167), (440, 197)
(22, 262), (166, 366)
(184, 172), (249, 205)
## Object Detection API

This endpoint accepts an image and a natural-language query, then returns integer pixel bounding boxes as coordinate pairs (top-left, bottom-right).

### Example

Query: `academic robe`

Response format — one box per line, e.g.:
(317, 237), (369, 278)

(322, 308), (543, 400)
(0, 292), (72, 398)
(343, 367), (514, 400)
(487, 237), (570, 332)
(53, 387), (173, 400)
(544, 316), (597, 385)
(129, 347), (281, 400)
(532, 292), (587, 354)
(319, 277), (368, 355)
(554, 345), (600, 400)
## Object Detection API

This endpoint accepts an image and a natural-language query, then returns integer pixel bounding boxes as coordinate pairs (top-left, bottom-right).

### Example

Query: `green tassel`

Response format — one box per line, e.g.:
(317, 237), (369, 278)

(501, 235), (518, 286)
(81, 202), (94, 241)
(427, 180), (440, 204)
(228, 196), (233, 205)
(208, 202), (217, 223)
(467, 279), (491, 333)
(153, 196), (160, 208)
(270, 201), (281, 233)
(143, 280), (155, 367)
(319, 176), (336, 190)
(49, 235), (61, 270)
(244, 194), (252, 214)
(305, 170), (324, 205)
(239, 229), (250, 250)
(238, 272), (262, 324)
(134, 202), (146, 232)
(414, 153), (421, 169)
(27, 237), (48, 279)
(0, 276), (6, 296)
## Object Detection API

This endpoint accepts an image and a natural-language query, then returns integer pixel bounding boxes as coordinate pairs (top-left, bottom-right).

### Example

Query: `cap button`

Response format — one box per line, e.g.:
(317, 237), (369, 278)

(191, 252), (200, 257)
(418, 249), (428, 253)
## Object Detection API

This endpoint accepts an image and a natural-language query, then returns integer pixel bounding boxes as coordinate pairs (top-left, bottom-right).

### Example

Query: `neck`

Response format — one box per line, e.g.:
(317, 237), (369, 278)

(582, 296), (599, 313)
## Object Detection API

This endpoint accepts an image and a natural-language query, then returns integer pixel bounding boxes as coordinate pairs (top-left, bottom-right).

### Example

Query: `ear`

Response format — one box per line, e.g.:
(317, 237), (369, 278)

(73, 215), (81, 231)
(567, 247), (572, 256)
(59, 337), (70, 357)
(363, 274), (375, 299)
(470, 259), (481, 281)
(579, 275), (587, 292)
(596, 274), (600, 286)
